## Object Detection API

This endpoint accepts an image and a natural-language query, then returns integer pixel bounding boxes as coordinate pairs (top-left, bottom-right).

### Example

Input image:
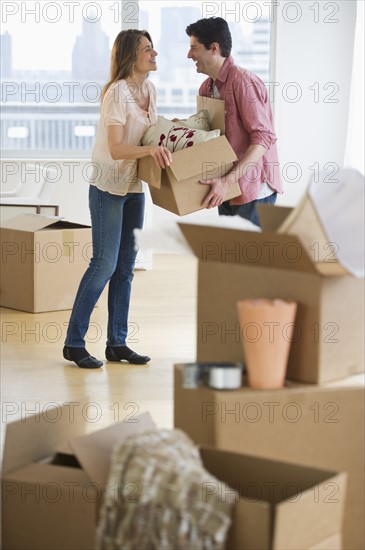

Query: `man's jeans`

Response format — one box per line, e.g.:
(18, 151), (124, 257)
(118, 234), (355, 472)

(65, 185), (145, 348)
(219, 193), (277, 227)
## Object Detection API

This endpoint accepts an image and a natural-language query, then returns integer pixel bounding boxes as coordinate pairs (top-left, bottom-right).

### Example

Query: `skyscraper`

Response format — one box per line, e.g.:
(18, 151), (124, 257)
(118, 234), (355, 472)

(72, 17), (110, 81)
(0, 31), (12, 78)
(156, 6), (200, 81)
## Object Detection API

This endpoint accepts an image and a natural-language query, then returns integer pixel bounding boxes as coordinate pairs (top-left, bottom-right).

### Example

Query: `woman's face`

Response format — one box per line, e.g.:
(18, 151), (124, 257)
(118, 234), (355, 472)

(134, 36), (158, 76)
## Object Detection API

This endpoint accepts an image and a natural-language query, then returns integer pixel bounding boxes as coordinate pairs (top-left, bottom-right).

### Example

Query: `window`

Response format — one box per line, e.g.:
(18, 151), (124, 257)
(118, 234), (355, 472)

(1, 0), (122, 158)
(1, 1), (273, 158)
(139, 0), (272, 118)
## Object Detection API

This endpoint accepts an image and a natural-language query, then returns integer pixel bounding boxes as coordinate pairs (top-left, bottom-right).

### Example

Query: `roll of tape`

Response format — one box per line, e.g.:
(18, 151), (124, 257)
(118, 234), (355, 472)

(208, 366), (242, 390)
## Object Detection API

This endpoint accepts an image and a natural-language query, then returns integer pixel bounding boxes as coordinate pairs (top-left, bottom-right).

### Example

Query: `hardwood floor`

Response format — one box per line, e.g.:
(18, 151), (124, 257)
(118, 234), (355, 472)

(1, 250), (363, 450)
(0, 254), (198, 446)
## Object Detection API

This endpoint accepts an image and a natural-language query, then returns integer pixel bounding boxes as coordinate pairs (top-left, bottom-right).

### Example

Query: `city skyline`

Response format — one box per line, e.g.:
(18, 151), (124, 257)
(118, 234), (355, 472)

(1, 9), (270, 86)
(1, 2), (270, 77)
(1, 5), (271, 154)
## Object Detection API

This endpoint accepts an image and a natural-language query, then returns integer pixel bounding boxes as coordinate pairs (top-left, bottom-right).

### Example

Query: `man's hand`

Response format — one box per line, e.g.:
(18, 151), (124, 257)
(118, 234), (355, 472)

(200, 176), (231, 208)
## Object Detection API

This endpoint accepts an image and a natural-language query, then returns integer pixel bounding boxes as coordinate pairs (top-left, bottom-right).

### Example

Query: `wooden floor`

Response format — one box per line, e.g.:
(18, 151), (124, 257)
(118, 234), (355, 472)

(0, 254), (198, 448)
(1, 251), (363, 450)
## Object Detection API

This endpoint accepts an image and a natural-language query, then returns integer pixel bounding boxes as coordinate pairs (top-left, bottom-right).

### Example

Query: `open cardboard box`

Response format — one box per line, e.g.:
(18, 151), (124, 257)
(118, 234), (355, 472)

(138, 96), (240, 215)
(178, 201), (364, 384)
(1, 405), (156, 550)
(201, 447), (346, 550)
(0, 214), (92, 312)
(2, 403), (347, 550)
(174, 364), (364, 550)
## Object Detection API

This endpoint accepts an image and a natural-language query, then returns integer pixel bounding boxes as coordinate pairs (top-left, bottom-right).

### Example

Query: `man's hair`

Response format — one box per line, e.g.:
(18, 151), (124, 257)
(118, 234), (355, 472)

(186, 17), (232, 57)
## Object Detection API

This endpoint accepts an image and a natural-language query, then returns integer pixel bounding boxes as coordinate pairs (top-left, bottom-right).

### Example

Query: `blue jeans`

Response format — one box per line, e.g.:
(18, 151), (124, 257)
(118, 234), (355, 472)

(65, 185), (145, 348)
(218, 193), (277, 227)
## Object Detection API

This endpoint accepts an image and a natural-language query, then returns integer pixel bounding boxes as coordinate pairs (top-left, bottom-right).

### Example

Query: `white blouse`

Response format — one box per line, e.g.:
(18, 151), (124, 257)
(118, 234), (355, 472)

(90, 79), (157, 195)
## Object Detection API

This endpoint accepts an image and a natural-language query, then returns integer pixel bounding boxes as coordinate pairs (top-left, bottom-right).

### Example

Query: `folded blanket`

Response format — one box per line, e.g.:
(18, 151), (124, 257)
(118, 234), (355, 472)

(95, 429), (236, 550)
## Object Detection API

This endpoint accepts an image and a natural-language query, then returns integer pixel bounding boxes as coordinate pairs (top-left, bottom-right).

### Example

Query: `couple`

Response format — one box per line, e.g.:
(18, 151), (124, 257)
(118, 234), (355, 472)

(63, 17), (282, 369)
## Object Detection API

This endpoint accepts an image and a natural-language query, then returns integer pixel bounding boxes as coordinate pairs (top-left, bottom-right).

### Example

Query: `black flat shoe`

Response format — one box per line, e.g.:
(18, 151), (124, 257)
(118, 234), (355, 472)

(105, 345), (151, 365)
(63, 346), (103, 369)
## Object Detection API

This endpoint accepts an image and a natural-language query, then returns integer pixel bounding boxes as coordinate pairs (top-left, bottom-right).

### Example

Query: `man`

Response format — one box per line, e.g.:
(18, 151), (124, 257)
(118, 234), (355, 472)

(186, 17), (282, 226)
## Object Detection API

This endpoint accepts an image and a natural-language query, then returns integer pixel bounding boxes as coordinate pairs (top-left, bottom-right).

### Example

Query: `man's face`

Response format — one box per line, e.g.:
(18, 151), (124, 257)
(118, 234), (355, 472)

(187, 36), (212, 76)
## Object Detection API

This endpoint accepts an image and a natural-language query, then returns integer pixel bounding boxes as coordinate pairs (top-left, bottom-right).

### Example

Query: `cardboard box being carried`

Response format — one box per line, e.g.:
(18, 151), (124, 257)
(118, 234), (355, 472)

(138, 97), (240, 215)
(2, 404), (347, 550)
(0, 214), (91, 312)
(178, 203), (364, 383)
(174, 364), (365, 550)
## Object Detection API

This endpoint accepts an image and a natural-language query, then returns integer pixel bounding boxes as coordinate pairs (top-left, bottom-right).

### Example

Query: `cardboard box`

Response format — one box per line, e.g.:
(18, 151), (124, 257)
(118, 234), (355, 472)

(0, 214), (92, 312)
(174, 364), (365, 550)
(2, 404), (347, 550)
(200, 447), (347, 550)
(1, 404), (156, 550)
(138, 97), (240, 215)
(178, 207), (364, 383)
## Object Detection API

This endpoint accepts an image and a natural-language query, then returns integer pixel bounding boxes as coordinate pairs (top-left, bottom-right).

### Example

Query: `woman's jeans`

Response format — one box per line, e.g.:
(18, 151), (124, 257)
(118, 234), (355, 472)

(65, 185), (145, 348)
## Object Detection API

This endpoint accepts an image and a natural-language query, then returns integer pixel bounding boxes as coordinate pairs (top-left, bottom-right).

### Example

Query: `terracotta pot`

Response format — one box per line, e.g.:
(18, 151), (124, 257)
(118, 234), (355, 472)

(237, 299), (298, 389)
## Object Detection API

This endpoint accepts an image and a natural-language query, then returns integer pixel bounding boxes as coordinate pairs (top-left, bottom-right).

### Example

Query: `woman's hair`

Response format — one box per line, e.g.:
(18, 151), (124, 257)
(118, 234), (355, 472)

(186, 17), (232, 57)
(102, 29), (153, 100)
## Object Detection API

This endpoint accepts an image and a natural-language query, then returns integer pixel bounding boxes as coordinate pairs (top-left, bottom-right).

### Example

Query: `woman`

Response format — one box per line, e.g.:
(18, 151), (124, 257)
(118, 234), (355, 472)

(63, 29), (172, 368)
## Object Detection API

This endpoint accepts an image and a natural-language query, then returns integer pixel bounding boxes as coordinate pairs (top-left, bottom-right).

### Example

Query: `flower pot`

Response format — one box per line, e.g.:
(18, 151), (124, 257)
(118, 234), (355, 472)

(237, 299), (298, 389)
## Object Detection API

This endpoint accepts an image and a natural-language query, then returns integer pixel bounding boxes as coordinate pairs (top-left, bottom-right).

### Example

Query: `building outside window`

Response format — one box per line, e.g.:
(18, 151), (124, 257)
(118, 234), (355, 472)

(0, 1), (272, 158)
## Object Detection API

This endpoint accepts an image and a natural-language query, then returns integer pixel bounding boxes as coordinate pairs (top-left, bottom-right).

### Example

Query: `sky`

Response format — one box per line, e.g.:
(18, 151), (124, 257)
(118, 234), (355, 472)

(1, 0), (259, 71)
(1, 1), (206, 71)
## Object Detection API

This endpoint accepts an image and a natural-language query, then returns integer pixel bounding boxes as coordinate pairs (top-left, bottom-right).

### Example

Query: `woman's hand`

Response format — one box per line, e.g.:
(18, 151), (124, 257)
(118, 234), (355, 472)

(149, 146), (172, 169)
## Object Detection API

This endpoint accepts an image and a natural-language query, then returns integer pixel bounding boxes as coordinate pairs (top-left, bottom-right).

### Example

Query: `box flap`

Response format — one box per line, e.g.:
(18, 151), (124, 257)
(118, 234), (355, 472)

(278, 169), (364, 277)
(0, 213), (63, 232)
(257, 204), (294, 232)
(168, 136), (237, 182)
(2, 403), (87, 475)
(138, 135), (237, 190)
(259, 203), (350, 276)
(308, 168), (364, 278)
(178, 222), (318, 274)
(138, 156), (163, 189)
(273, 471), (347, 549)
(197, 96), (226, 134)
(0, 213), (90, 232)
(278, 195), (350, 277)
(68, 412), (156, 489)
(308, 533), (342, 549)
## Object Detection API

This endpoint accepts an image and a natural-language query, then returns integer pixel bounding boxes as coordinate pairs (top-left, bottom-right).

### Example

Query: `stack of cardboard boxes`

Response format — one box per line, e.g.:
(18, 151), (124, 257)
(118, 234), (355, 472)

(1, 100), (363, 549)
(174, 196), (364, 548)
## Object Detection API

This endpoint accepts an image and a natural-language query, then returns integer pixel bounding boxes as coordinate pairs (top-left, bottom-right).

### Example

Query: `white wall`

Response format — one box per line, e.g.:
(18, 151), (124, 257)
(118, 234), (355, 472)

(274, 0), (357, 206)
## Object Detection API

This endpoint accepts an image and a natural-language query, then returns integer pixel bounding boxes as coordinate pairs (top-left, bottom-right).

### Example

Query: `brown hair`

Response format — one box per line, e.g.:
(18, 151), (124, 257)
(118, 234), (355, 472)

(102, 29), (153, 101)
